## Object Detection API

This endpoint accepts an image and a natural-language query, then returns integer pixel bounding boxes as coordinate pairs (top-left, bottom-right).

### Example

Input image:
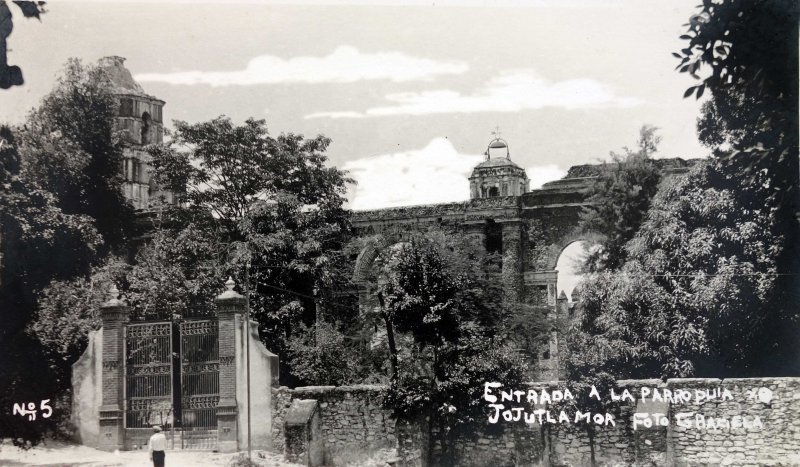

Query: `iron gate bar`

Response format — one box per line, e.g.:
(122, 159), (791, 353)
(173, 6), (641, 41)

(180, 319), (220, 449)
(124, 322), (173, 429)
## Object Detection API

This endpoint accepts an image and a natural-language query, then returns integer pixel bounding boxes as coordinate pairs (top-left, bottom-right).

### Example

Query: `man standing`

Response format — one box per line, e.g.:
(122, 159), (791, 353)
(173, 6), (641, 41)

(148, 425), (167, 467)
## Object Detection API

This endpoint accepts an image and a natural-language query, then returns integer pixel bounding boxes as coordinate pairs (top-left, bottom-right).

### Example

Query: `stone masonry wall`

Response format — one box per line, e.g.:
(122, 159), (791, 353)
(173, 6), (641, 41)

(273, 378), (800, 467)
(668, 377), (800, 466)
(272, 385), (396, 466)
(467, 377), (800, 467)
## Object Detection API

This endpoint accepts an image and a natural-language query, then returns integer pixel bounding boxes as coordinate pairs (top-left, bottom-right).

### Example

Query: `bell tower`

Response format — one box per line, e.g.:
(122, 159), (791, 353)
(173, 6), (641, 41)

(469, 129), (529, 199)
(98, 56), (175, 210)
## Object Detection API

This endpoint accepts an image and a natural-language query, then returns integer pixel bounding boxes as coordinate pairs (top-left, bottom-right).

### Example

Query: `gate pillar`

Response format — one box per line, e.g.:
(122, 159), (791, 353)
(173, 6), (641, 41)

(98, 286), (129, 451)
(215, 278), (245, 452)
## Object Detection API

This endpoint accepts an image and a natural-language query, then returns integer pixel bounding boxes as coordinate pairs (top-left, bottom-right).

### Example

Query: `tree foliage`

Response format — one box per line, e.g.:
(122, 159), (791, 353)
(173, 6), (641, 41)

(147, 116), (353, 385)
(677, 0), (798, 192)
(1, 57), (137, 442)
(124, 220), (226, 321)
(286, 321), (359, 386)
(30, 258), (128, 366)
(675, 0), (799, 374)
(0, 124), (102, 442)
(578, 125), (662, 271)
(361, 229), (525, 466)
(571, 158), (799, 379)
(568, 0), (800, 384)
(18, 58), (135, 252)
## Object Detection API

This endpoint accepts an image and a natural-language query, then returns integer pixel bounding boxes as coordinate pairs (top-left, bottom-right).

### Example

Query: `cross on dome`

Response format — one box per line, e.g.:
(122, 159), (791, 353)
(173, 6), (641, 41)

(486, 126), (510, 160)
(492, 126), (502, 140)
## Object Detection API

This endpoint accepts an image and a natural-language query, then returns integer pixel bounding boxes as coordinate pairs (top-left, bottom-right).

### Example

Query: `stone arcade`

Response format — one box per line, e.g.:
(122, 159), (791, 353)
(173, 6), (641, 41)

(350, 134), (695, 379)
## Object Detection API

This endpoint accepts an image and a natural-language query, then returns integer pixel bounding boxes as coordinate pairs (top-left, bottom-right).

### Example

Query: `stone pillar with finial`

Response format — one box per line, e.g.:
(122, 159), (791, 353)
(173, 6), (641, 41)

(215, 277), (244, 452)
(98, 285), (129, 451)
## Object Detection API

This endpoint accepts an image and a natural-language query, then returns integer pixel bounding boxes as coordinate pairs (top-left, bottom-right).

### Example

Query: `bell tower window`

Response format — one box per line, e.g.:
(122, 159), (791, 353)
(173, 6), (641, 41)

(141, 112), (151, 145)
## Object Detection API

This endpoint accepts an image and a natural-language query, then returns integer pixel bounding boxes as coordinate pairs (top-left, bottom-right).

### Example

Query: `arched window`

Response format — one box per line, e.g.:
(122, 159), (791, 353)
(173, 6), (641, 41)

(141, 112), (151, 145)
(488, 186), (499, 197)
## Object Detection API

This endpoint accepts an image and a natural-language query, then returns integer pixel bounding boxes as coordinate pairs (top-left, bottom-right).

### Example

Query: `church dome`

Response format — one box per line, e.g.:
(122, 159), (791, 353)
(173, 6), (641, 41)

(474, 157), (523, 169)
(98, 56), (156, 99)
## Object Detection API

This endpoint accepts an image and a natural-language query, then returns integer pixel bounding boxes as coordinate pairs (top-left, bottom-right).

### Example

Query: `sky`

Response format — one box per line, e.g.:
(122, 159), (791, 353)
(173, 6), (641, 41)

(0, 0), (709, 211)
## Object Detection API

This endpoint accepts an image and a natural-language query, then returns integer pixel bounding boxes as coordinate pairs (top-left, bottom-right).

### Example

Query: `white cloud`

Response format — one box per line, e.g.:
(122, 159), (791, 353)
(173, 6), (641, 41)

(306, 70), (641, 119)
(344, 138), (482, 210)
(526, 164), (567, 189)
(134, 46), (467, 86)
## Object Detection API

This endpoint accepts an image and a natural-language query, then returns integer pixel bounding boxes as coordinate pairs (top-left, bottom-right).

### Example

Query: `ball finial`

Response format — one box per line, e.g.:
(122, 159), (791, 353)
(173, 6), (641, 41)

(109, 284), (120, 300)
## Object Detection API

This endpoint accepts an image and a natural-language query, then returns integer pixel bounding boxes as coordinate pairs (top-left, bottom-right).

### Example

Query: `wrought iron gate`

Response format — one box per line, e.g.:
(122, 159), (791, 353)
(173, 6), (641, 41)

(125, 322), (173, 430)
(125, 319), (220, 450)
(179, 319), (219, 449)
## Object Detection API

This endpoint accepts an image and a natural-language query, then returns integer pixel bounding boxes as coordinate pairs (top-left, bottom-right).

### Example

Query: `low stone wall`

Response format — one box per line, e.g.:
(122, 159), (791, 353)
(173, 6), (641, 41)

(462, 377), (800, 467)
(273, 378), (800, 467)
(272, 385), (396, 466)
(668, 377), (800, 466)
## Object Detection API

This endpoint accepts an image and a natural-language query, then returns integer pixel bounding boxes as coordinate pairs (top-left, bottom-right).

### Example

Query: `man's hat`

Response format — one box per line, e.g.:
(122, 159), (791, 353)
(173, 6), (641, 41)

(153, 425), (162, 432)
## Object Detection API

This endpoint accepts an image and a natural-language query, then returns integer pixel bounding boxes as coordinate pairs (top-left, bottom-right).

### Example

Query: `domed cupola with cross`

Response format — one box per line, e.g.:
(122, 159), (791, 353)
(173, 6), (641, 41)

(469, 128), (529, 199)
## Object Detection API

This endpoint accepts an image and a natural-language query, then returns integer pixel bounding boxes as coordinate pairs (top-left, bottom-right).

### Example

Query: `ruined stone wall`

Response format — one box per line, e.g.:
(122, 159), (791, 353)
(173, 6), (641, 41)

(480, 377), (800, 467)
(272, 385), (396, 466)
(272, 378), (800, 466)
(668, 377), (800, 466)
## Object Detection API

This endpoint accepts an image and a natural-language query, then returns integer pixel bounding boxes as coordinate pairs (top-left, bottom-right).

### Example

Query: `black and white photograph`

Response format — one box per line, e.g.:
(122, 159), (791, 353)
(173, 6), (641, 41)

(0, 1), (798, 465)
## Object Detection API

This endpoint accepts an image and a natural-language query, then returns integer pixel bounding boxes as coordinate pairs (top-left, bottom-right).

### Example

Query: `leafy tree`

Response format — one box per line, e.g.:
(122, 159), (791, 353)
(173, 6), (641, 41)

(363, 229), (525, 466)
(18, 58), (135, 252)
(124, 218), (227, 321)
(675, 0), (800, 374)
(148, 116), (353, 385)
(566, 1), (800, 387)
(569, 159), (799, 378)
(0, 1), (45, 89)
(677, 0), (797, 179)
(578, 125), (662, 271)
(30, 258), (128, 367)
(286, 321), (358, 386)
(0, 125), (102, 443)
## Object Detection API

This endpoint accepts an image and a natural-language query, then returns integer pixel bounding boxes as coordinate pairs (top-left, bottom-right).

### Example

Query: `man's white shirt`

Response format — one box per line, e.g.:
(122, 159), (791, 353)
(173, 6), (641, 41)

(149, 432), (167, 452)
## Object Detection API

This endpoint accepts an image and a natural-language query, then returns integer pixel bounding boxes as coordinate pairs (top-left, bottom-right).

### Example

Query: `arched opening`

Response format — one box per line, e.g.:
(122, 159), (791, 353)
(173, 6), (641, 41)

(141, 112), (151, 145)
(487, 186), (499, 197)
(484, 219), (502, 254)
(555, 241), (588, 302)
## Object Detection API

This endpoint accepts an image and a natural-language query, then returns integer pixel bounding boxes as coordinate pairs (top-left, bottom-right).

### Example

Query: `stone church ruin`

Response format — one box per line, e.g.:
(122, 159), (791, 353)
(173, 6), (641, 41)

(68, 57), (800, 467)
